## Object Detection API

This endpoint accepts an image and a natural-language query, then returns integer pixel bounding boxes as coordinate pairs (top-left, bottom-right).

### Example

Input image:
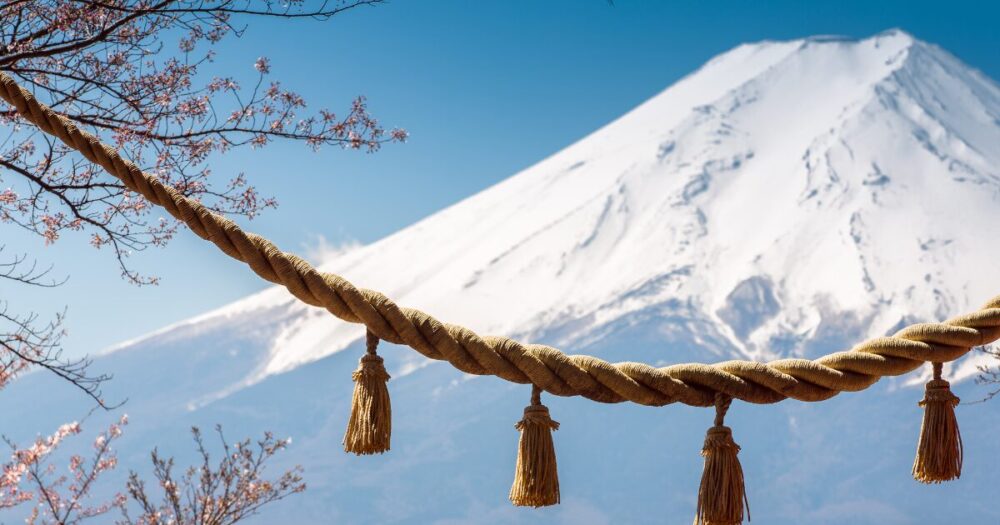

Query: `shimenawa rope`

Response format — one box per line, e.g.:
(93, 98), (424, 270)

(2, 71), (996, 520)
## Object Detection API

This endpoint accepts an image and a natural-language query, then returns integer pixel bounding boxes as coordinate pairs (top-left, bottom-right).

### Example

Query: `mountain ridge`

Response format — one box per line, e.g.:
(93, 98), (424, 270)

(145, 29), (998, 385)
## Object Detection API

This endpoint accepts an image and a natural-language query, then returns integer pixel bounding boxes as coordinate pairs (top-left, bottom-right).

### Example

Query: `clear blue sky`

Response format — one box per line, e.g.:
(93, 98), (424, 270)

(5, 0), (999, 357)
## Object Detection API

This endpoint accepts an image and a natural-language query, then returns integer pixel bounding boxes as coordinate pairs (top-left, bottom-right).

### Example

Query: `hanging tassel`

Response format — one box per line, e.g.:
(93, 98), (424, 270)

(912, 362), (963, 483)
(695, 393), (749, 525)
(343, 330), (391, 455)
(509, 385), (560, 507)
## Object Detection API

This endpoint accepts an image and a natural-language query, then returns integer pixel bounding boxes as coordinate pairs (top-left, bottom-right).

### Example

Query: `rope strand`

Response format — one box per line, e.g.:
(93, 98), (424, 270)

(366, 329), (380, 356)
(714, 393), (732, 428)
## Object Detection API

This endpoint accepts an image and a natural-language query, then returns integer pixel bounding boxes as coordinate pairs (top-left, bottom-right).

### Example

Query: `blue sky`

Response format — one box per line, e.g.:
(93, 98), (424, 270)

(4, 0), (1000, 357)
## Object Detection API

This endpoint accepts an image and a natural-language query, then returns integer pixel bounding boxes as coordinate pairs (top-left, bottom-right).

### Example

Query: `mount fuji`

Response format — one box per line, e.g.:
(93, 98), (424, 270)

(4, 29), (1000, 524)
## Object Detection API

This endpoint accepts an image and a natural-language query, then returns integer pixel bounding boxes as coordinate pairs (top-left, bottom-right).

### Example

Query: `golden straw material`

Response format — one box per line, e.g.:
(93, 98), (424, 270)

(912, 363), (963, 483)
(2, 71), (1000, 408)
(695, 395), (749, 525)
(510, 386), (560, 507)
(344, 331), (392, 455)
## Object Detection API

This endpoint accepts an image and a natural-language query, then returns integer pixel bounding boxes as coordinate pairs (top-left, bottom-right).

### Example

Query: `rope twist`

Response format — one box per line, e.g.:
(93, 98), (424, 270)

(3, 71), (1000, 408)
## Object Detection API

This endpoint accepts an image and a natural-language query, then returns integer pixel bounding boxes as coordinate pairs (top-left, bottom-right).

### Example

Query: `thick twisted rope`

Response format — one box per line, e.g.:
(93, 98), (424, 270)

(3, 71), (1000, 408)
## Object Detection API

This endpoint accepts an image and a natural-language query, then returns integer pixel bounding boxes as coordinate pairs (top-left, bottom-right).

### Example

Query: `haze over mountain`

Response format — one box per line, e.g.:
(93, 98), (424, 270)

(4, 29), (1000, 524)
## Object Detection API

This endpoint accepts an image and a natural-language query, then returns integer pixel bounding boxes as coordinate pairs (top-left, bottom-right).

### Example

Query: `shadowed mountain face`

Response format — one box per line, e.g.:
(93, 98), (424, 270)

(4, 30), (1000, 524)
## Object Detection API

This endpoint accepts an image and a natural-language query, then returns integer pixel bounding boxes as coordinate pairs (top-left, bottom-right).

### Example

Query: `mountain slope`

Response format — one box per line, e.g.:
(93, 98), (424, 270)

(169, 28), (1000, 383)
(4, 29), (1000, 524)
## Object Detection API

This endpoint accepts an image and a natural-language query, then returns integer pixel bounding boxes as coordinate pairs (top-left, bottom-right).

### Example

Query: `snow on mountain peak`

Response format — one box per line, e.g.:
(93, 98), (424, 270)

(110, 30), (1000, 391)
(183, 30), (993, 383)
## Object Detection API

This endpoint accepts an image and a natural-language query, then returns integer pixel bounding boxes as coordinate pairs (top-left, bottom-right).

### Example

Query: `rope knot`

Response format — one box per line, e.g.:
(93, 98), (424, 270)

(704, 425), (738, 449)
(352, 353), (390, 382)
(517, 405), (560, 431)
(921, 379), (959, 406)
(712, 392), (733, 427)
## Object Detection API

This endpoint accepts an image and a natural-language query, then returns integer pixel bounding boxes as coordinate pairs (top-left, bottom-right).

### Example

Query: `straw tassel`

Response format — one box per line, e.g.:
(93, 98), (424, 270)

(912, 362), (963, 483)
(509, 385), (560, 507)
(695, 393), (749, 525)
(343, 330), (391, 455)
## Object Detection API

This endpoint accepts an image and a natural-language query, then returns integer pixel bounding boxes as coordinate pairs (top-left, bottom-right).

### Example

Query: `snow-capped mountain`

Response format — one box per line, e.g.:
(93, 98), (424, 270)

(5, 29), (1000, 524)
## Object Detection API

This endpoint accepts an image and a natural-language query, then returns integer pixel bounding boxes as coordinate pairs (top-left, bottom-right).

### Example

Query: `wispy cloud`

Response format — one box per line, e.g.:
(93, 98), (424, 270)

(301, 233), (361, 264)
